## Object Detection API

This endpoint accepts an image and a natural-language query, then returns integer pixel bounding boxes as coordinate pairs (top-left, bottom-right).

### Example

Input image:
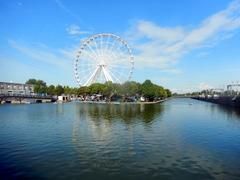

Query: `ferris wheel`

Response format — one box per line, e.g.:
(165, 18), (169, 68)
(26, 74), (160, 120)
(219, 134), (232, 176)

(74, 33), (134, 87)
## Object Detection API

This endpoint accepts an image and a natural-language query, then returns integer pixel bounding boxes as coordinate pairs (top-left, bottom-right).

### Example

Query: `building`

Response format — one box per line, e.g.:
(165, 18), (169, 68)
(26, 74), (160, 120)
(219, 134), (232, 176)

(57, 94), (71, 102)
(0, 82), (34, 96)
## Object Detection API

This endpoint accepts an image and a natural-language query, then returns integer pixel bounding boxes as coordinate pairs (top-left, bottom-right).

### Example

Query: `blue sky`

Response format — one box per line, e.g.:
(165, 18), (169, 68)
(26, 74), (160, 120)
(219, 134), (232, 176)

(1, 0), (240, 93)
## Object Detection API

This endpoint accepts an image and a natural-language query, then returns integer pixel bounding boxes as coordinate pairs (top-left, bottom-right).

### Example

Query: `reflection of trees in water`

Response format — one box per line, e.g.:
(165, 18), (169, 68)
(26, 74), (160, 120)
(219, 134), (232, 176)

(71, 103), (164, 172)
(75, 103), (164, 125)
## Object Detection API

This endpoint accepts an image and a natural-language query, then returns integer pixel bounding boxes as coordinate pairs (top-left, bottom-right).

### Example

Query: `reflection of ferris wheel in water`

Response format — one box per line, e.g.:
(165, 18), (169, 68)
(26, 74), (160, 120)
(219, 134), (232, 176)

(74, 33), (134, 87)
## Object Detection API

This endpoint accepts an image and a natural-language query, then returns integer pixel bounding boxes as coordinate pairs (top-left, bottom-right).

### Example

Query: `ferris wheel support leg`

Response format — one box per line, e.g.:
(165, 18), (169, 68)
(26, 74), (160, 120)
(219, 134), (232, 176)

(91, 67), (102, 84)
(84, 66), (100, 86)
(102, 66), (113, 82)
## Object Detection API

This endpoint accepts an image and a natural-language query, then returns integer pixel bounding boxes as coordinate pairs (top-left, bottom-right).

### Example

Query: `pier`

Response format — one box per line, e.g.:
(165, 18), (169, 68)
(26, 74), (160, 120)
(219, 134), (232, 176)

(190, 82), (240, 108)
(192, 96), (240, 107)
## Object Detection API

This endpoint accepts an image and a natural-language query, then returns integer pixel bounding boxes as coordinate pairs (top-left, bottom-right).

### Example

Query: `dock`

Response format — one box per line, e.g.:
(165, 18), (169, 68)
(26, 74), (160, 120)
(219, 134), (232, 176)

(192, 96), (240, 107)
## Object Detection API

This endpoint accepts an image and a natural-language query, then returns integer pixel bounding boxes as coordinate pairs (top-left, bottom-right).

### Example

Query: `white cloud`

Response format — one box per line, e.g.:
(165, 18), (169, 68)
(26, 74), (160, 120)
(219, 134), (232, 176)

(126, 0), (240, 71)
(130, 20), (185, 43)
(198, 82), (213, 90)
(171, 82), (213, 93)
(66, 24), (90, 35)
(8, 40), (71, 69)
(7, 40), (79, 86)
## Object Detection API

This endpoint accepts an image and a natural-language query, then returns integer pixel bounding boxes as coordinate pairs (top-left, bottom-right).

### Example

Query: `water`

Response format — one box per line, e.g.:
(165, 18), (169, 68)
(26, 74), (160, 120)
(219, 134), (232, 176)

(0, 98), (240, 180)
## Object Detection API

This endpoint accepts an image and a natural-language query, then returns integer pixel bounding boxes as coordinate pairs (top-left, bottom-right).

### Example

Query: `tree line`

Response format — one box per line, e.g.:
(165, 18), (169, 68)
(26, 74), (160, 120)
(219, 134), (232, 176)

(26, 79), (172, 100)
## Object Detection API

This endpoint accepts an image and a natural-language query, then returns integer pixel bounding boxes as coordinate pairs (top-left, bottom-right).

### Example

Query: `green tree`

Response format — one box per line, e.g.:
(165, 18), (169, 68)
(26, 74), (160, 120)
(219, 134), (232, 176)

(26, 79), (37, 85)
(165, 89), (172, 97)
(26, 79), (47, 94)
(46, 85), (55, 95)
(63, 86), (72, 94)
(121, 81), (141, 96)
(140, 80), (156, 101)
(77, 86), (90, 95)
(55, 85), (64, 96)
(103, 81), (115, 97)
(156, 86), (168, 99)
(89, 83), (106, 94)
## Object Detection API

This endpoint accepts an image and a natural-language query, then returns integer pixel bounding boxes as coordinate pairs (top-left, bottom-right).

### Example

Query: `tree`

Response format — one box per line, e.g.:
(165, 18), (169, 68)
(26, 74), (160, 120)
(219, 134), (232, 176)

(71, 88), (79, 95)
(140, 80), (156, 101)
(26, 79), (47, 94)
(25, 78), (172, 100)
(55, 85), (64, 96)
(89, 83), (106, 94)
(154, 85), (167, 98)
(46, 85), (55, 95)
(121, 81), (141, 96)
(26, 79), (37, 85)
(139, 80), (171, 101)
(103, 81), (115, 97)
(165, 89), (172, 97)
(63, 86), (72, 94)
(77, 86), (90, 95)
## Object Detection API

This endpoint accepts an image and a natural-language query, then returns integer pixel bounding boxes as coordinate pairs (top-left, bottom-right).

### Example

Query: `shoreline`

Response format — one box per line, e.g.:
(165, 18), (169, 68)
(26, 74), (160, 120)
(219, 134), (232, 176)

(76, 99), (166, 105)
(1, 99), (167, 105)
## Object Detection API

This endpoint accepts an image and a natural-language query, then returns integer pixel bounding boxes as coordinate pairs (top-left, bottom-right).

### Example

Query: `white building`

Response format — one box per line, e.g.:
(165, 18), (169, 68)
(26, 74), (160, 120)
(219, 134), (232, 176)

(0, 82), (34, 96)
(57, 95), (69, 102)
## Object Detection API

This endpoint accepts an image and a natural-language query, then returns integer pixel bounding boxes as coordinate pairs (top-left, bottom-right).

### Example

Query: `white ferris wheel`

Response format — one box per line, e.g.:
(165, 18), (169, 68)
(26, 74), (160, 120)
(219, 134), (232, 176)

(74, 33), (134, 87)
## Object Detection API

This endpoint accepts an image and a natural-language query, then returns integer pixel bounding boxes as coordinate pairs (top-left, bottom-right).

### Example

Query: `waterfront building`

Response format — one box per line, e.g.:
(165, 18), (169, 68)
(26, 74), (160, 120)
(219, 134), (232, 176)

(0, 82), (34, 96)
(57, 94), (70, 102)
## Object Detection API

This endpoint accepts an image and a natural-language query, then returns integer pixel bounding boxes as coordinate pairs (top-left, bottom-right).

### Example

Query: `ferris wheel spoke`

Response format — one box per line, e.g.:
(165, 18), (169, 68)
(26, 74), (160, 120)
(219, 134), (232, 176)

(83, 66), (101, 86)
(109, 68), (128, 79)
(109, 42), (123, 58)
(108, 64), (129, 74)
(111, 47), (128, 60)
(109, 55), (130, 65)
(114, 47), (129, 61)
(79, 67), (97, 75)
(78, 60), (97, 66)
(108, 64), (130, 70)
(77, 60), (97, 67)
(100, 35), (104, 56)
(108, 66), (129, 82)
(114, 42), (124, 55)
(85, 43), (100, 61)
(106, 68), (122, 84)
(80, 49), (98, 62)
(109, 37), (120, 52)
(103, 41), (118, 58)
(103, 36), (110, 54)
(92, 38), (102, 58)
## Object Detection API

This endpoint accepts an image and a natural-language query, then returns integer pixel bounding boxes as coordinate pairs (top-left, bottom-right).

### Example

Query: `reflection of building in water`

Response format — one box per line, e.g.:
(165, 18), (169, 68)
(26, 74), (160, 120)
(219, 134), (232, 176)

(209, 103), (240, 120)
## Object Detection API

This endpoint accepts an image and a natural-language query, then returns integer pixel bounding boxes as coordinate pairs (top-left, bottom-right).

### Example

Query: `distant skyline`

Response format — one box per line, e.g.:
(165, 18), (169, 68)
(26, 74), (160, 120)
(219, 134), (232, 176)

(1, 0), (240, 93)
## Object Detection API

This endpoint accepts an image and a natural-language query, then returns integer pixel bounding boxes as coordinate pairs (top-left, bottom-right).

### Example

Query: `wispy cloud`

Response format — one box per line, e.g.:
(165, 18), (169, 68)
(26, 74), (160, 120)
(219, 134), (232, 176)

(7, 40), (79, 86)
(171, 82), (214, 93)
(126, 0), (240, 71)
(54, 0), (80, 21)
(198, 82), (213, 90)
(8, 40), (71, 69)
(66, 24), (90, 35)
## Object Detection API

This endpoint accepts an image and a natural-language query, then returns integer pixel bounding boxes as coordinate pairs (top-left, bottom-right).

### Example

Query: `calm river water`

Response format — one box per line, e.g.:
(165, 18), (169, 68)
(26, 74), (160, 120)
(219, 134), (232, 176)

(0, 98), (240, 180)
